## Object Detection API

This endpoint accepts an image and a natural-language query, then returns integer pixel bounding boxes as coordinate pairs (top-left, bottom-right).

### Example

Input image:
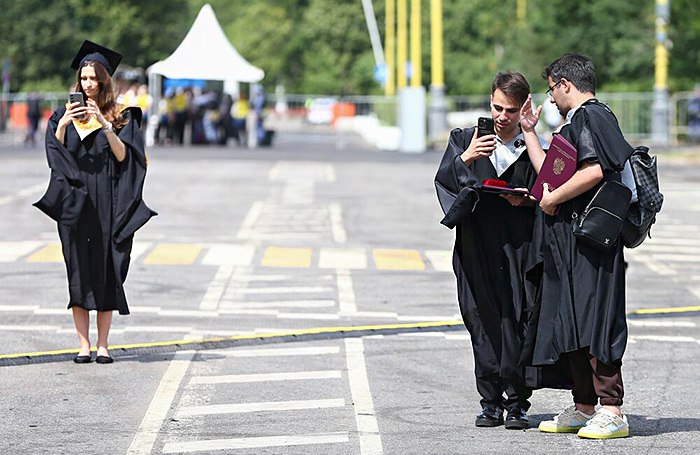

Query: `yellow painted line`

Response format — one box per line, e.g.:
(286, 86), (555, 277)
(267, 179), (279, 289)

(0, 320), (464, 360)
(629, 305), (700, 315)
(143, 243), (202, 265)
(261, 246), (312, 268)
(26, 243), (63, 263)
(373, 249), (425, 270)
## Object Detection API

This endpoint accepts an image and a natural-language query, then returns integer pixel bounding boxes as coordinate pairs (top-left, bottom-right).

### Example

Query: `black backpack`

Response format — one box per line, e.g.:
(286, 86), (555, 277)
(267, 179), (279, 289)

(620, 146), (664, 248)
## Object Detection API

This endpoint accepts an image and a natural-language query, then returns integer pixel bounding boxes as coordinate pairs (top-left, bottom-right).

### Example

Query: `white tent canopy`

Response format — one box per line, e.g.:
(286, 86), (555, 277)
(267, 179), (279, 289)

(147, 4), (264, 83)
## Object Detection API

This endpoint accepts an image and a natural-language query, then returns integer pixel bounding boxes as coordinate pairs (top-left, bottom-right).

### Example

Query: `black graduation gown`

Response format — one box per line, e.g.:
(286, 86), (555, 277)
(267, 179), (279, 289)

(525, 99), (634, 370)
(435, 127), (537, 383)
(34, 106), (157, 315)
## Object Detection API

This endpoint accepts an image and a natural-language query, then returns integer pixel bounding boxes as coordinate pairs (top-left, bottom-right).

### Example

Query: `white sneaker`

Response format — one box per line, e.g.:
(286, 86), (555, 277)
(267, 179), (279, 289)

(538, 405), (594, 433)
(577, 408), (629, 439)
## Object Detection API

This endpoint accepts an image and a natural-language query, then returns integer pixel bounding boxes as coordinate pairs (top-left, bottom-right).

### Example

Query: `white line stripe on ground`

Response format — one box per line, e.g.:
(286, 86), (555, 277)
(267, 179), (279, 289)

(238, 286), (333, 294)
(236, 200), (263, 241)
(162, 432), (349, 453)
(198, 264), (235, 311)
(337, 269), (357, 315)
(0, 305), (40, 312)
(200, 243), (256, 266)
(0, 183), (45, 206)
(199, 346), (340, 358)
(424, 249), (453, 272)
(219, 299), (336, 309)
(319, 247), (367, 269)
(0, 241), (43, 262)
(127, 351), (195, 455)
(630, 335), (698, 343)
(329, 202), (347, 243)
(628, 320), (696, 327)
(130, 241), (152, 262)
(189, 370), (342, 385)
(346, 338), (383, 455)
(0, 324), (61, 331)
(176, 398), (346, 417)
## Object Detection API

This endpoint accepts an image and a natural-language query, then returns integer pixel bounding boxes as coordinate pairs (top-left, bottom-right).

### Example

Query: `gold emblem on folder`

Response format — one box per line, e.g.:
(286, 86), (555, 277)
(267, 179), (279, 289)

(553, 157), (565, 175)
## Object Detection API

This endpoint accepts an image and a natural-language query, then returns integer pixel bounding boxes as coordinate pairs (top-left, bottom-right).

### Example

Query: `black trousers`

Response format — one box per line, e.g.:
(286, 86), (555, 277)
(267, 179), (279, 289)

(477, 375), (532, 411)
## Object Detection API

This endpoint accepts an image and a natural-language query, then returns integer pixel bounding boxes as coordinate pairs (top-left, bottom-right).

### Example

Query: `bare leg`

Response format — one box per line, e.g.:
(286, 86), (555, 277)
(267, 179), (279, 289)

(96, 311), (113, 357)
(72, 307), (91, 355)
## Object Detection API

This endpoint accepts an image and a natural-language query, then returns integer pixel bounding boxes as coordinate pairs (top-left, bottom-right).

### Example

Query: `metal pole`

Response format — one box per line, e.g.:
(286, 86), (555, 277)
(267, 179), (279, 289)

(385, 0), (396, 96)
(361, 0), (386, 67)
(397, 0), (407, 88)
(410, 0), (421, 87)
(429, 0), (447, 148)
(651, 0), (670, 145)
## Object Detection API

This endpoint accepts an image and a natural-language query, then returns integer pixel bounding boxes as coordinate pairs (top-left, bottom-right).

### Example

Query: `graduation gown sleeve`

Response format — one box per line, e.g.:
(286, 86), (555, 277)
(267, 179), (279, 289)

(434, 127), (480, 228)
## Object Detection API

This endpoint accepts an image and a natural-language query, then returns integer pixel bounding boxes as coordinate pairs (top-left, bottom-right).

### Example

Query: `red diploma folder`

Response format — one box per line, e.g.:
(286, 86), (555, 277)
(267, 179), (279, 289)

(531, 134), (578, 201)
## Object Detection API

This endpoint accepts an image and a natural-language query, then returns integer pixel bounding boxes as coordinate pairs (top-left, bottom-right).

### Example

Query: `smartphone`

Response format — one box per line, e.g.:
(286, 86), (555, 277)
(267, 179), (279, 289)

(69, 92), (87, 119)
(477, 117), (495, 137)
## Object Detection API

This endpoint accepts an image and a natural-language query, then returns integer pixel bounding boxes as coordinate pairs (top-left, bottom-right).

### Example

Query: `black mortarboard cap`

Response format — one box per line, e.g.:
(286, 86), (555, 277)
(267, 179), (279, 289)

(70, 40), (122, 76)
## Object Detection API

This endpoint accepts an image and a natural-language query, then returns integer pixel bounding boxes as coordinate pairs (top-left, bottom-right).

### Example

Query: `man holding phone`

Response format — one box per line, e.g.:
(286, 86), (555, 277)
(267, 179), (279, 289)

(435, 72), (547, 430)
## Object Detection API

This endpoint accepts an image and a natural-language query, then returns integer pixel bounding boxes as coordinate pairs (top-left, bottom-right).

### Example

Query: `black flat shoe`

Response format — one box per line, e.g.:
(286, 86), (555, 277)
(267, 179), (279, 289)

(95, 355), (113, 364)
(475, 405), (504, 427)
(73, 355), (92, 364)
(505, 407), (530, 430)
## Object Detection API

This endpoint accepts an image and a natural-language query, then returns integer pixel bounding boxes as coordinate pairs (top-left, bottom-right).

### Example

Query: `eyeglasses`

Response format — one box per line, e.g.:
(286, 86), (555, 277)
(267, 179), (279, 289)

(546, 80), (562, 97)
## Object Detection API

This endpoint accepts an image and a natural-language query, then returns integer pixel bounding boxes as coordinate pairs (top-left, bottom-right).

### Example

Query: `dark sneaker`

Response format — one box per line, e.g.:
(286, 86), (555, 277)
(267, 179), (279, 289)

(475, 405), (504, 427)
(504, 407), (529, 429)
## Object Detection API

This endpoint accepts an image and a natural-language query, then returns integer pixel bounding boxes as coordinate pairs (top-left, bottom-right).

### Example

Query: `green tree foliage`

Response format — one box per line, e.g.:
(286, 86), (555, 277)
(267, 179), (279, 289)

(1, 0), (698, 94)
(0, 0), (191, 91)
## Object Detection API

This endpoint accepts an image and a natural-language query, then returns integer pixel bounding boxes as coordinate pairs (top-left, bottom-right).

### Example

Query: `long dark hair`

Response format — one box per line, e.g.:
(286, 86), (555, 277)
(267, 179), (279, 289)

(73, 61), (126, 127)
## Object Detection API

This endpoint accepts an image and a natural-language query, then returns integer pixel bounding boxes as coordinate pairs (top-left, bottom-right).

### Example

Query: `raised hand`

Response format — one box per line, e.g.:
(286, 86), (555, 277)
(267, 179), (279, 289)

(519, 94), (542, 133)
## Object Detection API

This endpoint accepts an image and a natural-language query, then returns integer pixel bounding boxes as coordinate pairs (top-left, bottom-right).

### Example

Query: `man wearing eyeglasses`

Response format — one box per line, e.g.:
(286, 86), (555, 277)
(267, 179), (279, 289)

(435, 72), (547, 430)
(519, 53), (634, 439)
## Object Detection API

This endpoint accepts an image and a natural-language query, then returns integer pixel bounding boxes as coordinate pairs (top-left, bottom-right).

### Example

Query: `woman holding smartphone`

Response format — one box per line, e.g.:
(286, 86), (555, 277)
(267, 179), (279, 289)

(34, 40), (156, 364)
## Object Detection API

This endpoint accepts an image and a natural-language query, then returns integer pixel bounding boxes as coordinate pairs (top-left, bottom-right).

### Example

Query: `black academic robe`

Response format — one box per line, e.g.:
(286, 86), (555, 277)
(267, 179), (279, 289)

(525, 99), (634, 370)
(435, 127), (537, 383)
(34, 106), (157, 315)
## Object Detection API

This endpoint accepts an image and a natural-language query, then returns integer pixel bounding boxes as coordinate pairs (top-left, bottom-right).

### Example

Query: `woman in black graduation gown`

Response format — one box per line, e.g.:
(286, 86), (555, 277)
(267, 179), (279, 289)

(435, 72), (542, 429)
(35, 41), (156, 364)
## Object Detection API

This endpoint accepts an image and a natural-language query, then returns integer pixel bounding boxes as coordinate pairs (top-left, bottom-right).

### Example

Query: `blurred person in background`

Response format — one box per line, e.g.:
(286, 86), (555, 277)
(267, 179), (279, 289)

(24, 92), (43, 146)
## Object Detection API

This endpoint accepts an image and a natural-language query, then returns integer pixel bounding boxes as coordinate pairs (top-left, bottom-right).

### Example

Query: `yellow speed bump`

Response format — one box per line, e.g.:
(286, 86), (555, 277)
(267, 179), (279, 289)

(262, 246), (312, 268)
(143, 243), (202, 265)
(373, 248), (425, 270)
(26, 243), (63, 263)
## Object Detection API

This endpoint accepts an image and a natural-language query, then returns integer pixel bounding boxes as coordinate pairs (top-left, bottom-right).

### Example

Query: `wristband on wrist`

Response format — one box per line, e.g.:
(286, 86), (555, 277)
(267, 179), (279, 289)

(103, 121), (113, 132)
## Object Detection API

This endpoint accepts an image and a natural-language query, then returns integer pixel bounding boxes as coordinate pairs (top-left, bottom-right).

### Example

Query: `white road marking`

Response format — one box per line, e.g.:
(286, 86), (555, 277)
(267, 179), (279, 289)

(0, 241), (43, 262)
(200, 243), (256, 266)
(238, 286), (333, 294)
(198, 264), (235, 311)
(189, 370), (341, 385)
(631, 335), (697, 343)
(130, 241), (152, 262)
(126, 351), (195, 455)
(337, 269), (357, 315)
(628, 320), (696, 327)
(162, 432), (349, 453)
(319, 247), (366, 269)
(0, 183), (46, 206)
(236, 200), (263, 240)
(199, 346), (340, 358)
(425, 249), (453, 272)
(220, 299), (336, 309)
(176, 398), (346, 417)
(329, 202), (347, 243)
(346, 338), (383, 455)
